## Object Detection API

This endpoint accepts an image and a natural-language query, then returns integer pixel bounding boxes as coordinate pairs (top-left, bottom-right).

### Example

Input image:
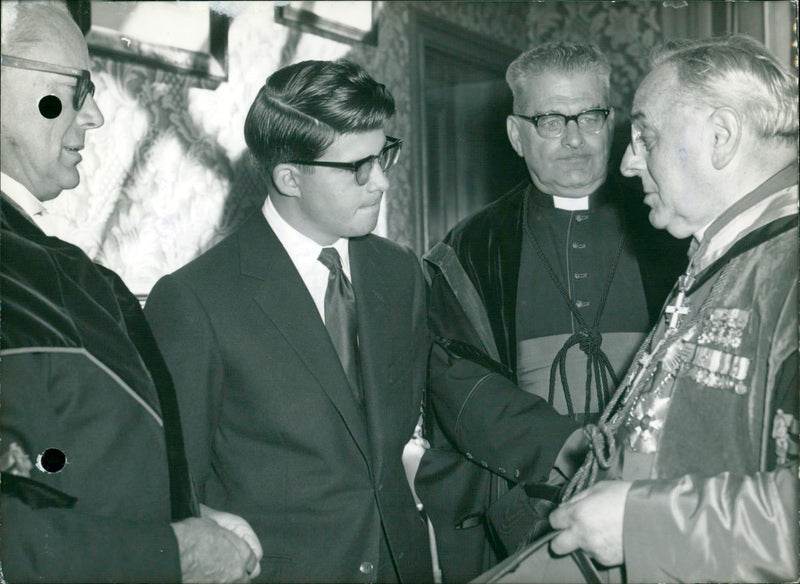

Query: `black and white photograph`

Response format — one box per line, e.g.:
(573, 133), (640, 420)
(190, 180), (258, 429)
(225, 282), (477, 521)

(1, 1), (797, 582)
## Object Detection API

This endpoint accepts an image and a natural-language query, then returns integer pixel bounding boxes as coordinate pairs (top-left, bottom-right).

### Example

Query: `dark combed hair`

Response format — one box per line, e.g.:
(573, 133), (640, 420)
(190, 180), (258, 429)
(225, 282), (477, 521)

(244, 59), (395, 177)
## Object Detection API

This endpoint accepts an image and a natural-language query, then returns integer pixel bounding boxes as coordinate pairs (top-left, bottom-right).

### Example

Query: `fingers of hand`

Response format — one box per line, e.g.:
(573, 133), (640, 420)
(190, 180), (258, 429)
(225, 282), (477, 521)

(550, 527), (580, 557)
(173, 517), (256, 583)
(201, 506), (264, 563)
(547, 502), (571, 531)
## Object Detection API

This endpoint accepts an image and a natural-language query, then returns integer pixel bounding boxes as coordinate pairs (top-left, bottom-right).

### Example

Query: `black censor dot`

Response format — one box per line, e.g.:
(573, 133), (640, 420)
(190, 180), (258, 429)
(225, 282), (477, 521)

(37, 448), (67, 473)
(38, 95), (62, 119)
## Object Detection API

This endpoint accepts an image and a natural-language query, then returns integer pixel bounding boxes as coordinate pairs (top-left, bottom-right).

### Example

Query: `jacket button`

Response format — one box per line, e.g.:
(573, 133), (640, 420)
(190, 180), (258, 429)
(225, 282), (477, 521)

(498, 467), (506, 474)
(360, 562), (374, 575)
(465, 452), (474, 460)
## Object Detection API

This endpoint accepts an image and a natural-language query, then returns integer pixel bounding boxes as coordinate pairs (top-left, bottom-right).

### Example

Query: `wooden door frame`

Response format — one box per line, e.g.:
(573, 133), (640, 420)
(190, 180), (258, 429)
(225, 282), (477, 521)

(407, 9), (520, 253)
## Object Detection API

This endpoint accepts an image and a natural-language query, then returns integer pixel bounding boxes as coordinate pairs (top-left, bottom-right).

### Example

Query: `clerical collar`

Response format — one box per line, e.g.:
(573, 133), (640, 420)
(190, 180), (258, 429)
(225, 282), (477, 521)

(262, 195), (351, 279)
(527, 180), (609, 211)
(552, 195), (589, 211)
(0, 172), (47, 224)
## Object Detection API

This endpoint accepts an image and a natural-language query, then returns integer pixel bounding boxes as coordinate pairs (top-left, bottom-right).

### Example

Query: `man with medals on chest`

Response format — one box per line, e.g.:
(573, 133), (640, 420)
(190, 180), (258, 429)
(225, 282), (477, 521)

(415, 41), (687, 581)
(480, 34), (799, 584)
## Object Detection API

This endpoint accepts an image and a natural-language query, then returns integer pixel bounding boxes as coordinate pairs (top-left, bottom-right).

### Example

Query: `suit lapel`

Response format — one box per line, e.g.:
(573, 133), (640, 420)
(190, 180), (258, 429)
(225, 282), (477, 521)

(350, 237), (394, 470)
(239, 214), (372, 460)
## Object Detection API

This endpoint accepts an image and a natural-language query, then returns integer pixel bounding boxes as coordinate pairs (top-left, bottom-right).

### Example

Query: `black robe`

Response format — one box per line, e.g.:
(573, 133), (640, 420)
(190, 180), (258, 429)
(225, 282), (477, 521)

(417, 178), (688, 581)
(0, 197), (196, 582)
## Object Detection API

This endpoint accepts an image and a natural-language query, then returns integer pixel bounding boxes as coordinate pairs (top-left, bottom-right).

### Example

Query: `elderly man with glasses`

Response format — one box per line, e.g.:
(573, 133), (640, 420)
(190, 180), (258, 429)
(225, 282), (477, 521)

(0, 2), (262, 582)
(144, 59), (433, 583)
(415, 41), (688, 581)
(475, 33), (798, 584)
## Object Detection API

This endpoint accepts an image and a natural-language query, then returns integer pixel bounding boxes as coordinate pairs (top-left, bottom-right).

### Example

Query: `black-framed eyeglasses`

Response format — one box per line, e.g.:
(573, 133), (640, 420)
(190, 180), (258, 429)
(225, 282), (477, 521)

(289, 136), (403, 186)
(513, 108), (611, 139)
(0, 54), (96, 111)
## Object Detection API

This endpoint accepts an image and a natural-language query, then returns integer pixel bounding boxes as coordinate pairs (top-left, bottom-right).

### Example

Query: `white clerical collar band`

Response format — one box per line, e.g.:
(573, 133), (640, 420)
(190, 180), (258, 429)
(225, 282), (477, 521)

(552, 195), (590, 211)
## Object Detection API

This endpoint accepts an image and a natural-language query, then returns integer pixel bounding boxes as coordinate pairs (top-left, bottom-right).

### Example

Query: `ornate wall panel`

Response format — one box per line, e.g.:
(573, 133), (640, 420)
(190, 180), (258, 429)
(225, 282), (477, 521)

(41, 1), (665, 294)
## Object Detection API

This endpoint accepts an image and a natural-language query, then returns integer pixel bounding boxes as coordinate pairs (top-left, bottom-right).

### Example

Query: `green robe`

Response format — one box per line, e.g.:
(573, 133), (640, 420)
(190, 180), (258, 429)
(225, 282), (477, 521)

(480, 165), (799, 583)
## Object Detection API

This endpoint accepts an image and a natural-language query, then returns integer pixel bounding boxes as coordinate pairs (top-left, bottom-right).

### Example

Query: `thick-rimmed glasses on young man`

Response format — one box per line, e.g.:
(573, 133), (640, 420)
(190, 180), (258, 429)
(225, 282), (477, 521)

(289, 136), (403, 186)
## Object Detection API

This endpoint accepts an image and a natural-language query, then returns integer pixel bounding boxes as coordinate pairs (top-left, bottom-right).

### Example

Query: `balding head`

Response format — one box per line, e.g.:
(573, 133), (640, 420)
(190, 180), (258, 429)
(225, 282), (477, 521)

(2, 1), (88, 66)
(1, 0), (103, 201)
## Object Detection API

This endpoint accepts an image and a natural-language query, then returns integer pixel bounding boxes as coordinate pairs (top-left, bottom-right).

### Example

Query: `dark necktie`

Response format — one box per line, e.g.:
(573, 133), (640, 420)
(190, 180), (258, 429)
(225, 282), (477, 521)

(318, 247), (363, 405)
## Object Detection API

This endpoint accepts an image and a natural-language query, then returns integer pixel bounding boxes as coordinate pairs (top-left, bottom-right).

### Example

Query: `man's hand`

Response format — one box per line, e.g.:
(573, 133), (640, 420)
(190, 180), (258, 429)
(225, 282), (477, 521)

(548, 480), (632, 567)
(200, 504), (263, 579)
(171, 517), (258, 583)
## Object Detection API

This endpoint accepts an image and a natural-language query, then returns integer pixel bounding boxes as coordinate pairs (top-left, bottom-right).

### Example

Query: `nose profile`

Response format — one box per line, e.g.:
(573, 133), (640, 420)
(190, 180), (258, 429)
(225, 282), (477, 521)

(620, 143), (643, 177)
(368, 160), (391, 192)
(79, 93), (105, 129)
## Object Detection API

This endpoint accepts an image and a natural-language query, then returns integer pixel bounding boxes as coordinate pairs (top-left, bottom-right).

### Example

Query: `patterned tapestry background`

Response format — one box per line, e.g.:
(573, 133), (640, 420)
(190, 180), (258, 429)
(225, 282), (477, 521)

(37, 1), (698, 294)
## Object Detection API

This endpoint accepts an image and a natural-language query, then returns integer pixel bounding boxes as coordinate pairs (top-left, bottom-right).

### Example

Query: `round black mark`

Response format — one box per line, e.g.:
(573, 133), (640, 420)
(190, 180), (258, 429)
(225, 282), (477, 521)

(38, 448), (67, 473)
(38, 95), (62, 119)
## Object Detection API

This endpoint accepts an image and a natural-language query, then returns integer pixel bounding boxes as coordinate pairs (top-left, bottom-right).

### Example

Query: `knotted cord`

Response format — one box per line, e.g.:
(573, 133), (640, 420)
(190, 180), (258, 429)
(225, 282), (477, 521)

(561, 257), (735, 502)
(522, 198), (624, 420)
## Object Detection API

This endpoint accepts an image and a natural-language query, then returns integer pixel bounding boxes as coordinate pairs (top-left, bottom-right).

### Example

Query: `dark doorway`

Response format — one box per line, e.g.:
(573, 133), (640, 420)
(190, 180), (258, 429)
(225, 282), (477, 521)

(409, 12), (527, 252)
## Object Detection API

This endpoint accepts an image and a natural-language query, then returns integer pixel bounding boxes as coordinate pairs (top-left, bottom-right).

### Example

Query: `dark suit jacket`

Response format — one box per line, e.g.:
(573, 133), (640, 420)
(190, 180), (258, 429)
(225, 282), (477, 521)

(145, 210), (432, 583)
(0, 197), (195, 582)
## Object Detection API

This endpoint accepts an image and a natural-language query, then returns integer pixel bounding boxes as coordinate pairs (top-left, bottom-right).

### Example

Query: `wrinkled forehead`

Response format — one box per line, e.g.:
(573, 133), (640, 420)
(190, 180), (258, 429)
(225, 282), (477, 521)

(519, 70), (609, 108)
(631, 65), (678, 125)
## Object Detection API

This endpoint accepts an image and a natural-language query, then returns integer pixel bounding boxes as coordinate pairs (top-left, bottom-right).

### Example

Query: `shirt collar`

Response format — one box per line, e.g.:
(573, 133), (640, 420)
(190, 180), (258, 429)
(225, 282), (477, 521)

(262, 196), (351, 279)
(0, 172), (47, 223)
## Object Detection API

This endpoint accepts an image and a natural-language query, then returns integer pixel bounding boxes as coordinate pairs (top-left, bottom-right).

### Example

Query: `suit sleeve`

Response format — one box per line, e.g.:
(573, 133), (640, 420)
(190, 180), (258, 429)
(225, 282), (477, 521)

(426, 264), (577, 485)
(408, 249), (432, 414)
(1, 495), (180, 583)
(145, 274), (223, 501)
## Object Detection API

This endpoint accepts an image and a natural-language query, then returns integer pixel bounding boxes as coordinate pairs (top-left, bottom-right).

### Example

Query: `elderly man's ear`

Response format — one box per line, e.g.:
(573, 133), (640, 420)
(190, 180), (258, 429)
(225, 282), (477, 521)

(506, 115), (525, 158)
(709, 106), (741, 170)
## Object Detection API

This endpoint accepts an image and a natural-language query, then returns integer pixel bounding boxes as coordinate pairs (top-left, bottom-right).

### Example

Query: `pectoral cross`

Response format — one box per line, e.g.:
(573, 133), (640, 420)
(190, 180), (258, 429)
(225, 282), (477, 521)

(665, 275), (694, 330)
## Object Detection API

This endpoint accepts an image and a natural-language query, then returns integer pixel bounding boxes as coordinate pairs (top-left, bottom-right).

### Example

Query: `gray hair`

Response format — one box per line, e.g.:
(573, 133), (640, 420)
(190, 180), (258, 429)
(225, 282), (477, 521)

(505, 41), (611, 110)
(1, 1), (71, 57)
(651, 34), (798, 143)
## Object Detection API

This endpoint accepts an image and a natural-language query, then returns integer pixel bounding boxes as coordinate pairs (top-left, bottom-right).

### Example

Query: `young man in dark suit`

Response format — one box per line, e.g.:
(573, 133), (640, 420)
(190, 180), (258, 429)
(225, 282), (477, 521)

(0, 2), (260, 582)
(145, 60), (432, 583)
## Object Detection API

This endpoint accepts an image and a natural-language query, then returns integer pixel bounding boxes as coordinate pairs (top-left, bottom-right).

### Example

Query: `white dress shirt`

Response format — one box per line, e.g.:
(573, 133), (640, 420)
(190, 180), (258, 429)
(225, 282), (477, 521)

(262, 195), (351, 323)
(1, 172), (47, 226)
